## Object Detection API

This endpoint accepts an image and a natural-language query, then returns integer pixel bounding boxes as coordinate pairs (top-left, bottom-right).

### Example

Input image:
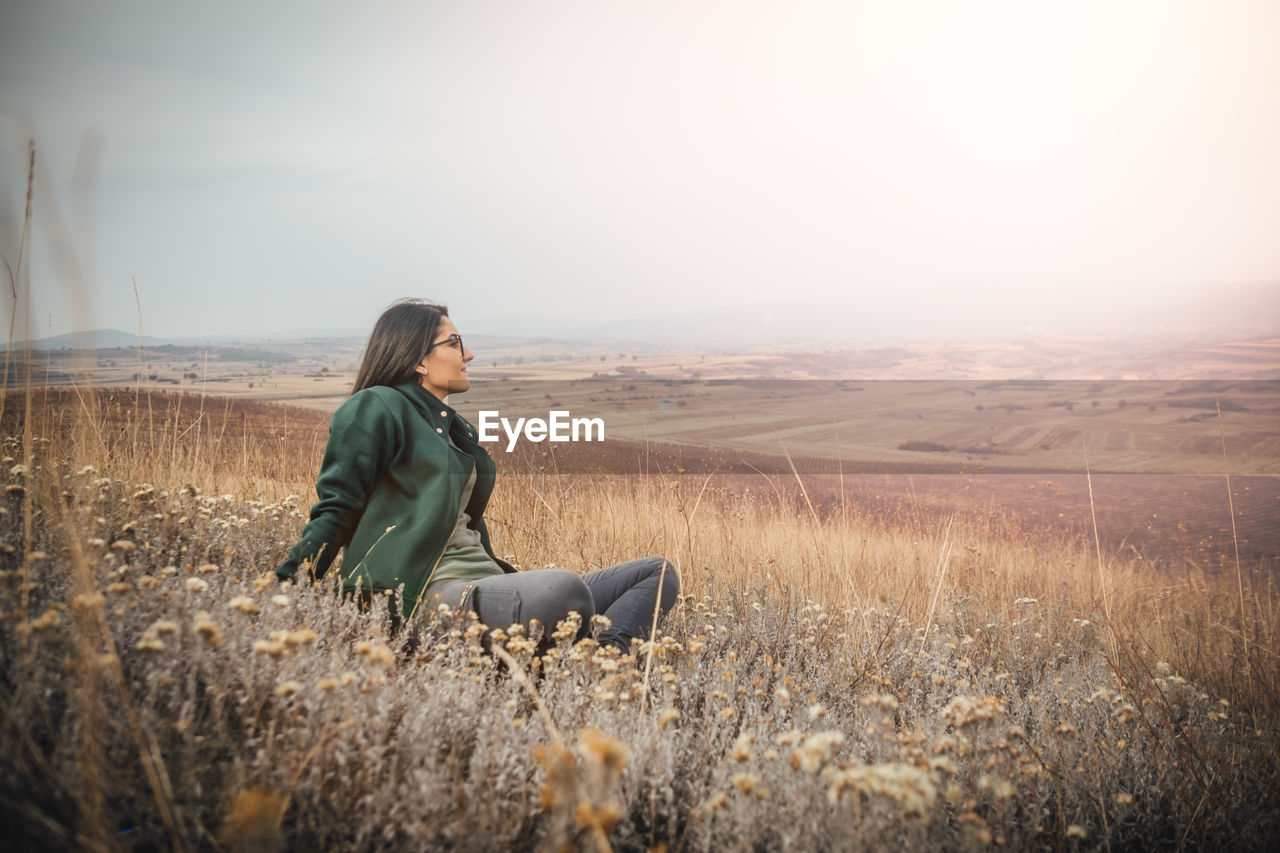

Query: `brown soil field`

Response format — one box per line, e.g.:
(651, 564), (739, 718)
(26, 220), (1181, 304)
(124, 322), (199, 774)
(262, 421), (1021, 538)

(487, 437), (1280, 569)
(9, 335), (1275, 569)
(7, 387), (1272, 572)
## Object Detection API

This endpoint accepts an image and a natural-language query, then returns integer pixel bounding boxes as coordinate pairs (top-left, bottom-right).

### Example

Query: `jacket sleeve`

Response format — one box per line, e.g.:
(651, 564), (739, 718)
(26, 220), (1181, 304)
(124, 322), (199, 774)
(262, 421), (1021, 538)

(277, 392), (400, 583)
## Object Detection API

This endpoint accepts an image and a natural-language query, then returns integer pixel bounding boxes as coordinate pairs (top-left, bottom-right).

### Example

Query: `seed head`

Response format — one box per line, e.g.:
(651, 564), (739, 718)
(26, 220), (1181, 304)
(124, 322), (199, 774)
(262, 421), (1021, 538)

(136, 631), (165, 652)
(579, 728), (629, 776)
(195, 612), (224, 646)
(253, 639), (286, 658)
(229, 596), (261, 615)
(731, 771), (765, 797)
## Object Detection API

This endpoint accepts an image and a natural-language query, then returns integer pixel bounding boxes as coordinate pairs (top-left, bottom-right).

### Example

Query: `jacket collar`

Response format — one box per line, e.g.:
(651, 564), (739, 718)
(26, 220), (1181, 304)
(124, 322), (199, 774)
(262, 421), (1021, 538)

(392, 381), (473, 435)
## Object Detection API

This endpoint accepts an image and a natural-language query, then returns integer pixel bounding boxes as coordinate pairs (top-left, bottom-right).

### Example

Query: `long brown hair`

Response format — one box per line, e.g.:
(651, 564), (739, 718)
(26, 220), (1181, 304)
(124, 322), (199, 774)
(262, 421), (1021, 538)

(351, 299), (449, 394)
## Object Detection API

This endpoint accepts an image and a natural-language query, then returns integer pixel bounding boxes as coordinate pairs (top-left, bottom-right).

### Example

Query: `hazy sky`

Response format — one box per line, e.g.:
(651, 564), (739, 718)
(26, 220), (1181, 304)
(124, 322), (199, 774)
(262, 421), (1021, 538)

(2, 0), (1278, 345)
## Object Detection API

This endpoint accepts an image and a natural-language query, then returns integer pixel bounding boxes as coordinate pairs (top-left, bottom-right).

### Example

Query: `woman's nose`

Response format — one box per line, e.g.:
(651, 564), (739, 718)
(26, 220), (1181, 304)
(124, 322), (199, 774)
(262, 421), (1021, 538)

(463, 346), (474, 362)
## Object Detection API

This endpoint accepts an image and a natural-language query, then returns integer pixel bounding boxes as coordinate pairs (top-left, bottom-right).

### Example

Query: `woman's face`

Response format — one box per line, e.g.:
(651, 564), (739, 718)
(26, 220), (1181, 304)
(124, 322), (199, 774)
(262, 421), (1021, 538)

(416, 316), (474, 399)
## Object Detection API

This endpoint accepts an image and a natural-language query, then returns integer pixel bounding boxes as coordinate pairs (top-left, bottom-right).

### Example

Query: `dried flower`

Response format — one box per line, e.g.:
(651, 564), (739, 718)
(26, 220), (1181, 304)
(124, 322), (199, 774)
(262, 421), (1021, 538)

(285, 628), (317, 646)
(355, 640), (394, 667)
(229, 596), (261, 615)
(136, 631), (165, 652)
(30, 609), (60, 631)
(701, 791), (729, 813)
(825, 763), (937, 817)
(579, 728), (628, 775)
(731, 771), (765, 797)
(942, 695), (1005, 729)
(792, 731), (844, 773)
(730, 732), (756, 762)
(253, 639), (286, 658)
(195, 612), (224, 646)
(71, 593), (105, 611)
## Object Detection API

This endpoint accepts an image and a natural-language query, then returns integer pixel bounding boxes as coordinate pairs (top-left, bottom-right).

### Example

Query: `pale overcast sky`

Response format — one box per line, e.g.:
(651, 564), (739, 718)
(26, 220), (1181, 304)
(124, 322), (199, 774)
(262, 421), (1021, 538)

(1, 0), (1278, 345)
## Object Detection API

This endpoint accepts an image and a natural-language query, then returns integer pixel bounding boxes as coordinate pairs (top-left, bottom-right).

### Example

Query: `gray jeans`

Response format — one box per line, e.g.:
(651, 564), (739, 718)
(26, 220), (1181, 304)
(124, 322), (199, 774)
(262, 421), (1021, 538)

(427, 556), (680, 653)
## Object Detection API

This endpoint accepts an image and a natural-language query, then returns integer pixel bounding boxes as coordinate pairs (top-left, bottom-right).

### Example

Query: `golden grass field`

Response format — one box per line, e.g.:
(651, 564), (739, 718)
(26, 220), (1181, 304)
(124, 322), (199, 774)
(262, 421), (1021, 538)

(2, 370), (1278, 850)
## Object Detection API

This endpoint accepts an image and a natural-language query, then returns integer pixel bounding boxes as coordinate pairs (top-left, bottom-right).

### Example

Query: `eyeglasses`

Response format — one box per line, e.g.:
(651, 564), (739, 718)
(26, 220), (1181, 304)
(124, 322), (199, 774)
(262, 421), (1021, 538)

(426, 333), (464, 354)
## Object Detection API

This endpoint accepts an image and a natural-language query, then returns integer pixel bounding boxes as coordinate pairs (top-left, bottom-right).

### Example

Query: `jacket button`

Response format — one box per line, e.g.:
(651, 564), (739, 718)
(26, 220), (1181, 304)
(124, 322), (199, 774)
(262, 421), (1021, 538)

(436, 427), (443, 434)
(440, 411), (447, 417)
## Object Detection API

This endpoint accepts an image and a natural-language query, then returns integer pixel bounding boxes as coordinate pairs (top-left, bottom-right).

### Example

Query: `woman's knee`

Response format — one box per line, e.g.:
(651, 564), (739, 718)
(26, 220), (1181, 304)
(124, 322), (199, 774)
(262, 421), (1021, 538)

(648, 556), (680, 608)
(524, 570), (595, 633)
(556, 571), (597, 623)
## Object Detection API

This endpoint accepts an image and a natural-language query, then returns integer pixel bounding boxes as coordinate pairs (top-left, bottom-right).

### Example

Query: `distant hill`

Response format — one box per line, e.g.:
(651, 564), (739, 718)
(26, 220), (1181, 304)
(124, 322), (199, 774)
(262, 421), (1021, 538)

(19, 329), (142, 350)
(17, 327), (371, 350)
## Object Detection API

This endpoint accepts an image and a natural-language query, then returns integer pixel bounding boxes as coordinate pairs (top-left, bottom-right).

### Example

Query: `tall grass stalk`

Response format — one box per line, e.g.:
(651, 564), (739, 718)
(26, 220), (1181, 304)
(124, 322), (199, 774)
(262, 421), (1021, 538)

(917, 515), (954, 653)
(1084, 444), (1120, 665)
(1216, 394), (1251, 714)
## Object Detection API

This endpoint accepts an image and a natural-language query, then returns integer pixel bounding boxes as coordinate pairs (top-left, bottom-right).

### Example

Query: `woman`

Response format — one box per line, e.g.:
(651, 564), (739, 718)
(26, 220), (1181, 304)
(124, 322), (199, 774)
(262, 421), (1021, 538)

(276, 299), (678, 654)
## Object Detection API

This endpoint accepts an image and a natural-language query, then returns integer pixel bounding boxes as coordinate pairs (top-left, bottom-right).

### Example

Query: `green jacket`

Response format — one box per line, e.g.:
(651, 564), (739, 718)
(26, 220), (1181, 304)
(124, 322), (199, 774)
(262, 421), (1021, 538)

(276, 381), (515, 620)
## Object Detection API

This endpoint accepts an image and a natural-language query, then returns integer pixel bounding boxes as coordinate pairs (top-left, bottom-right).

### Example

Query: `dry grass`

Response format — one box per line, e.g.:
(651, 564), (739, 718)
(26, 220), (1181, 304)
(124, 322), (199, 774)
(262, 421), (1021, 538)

(1, 386), (1278, 850)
